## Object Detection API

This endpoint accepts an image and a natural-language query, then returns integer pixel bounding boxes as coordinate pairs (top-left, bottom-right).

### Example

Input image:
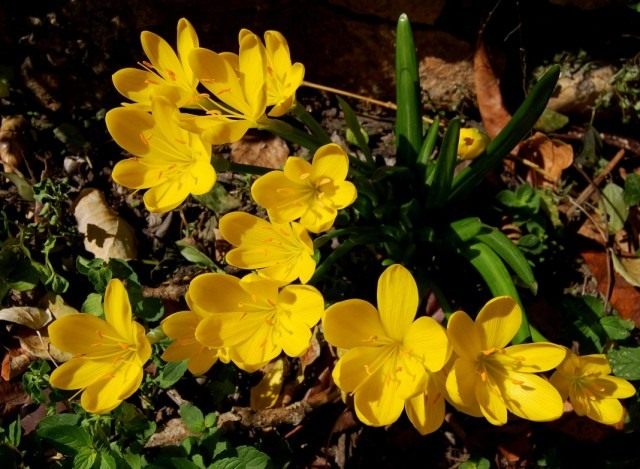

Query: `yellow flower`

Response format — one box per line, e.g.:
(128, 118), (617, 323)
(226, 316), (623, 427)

(445, 297), (566, 425)
(261, 30), (305, 117)
(458, 127), (489, 160)
(183, 30), (268, 144)
(113, 18), (201, 108)
(550, 352), (636, 425)
(251, 143), (357, 233)
(48, 279), (151, 414)
(219, 211), (316, 284)
(323, 264), (450, 427)
(405, 370), (448, 435)
(106, 96), (216, 213)
(193, 273), (324, 372)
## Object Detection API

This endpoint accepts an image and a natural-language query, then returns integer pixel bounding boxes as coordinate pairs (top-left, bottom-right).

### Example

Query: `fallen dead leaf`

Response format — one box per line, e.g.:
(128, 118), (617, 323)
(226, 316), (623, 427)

(520, 132), (574, 188)
(473, 39), (511, 139)
(230, 131), (289, 169)
(17, 332), (72, 363)
(74, 188), (137, 261)
(581, 250), (640, 326)
(1, 348), (35, 381)
(0, 381), (31, 417)
(0, 306), (52, 330)
(0, 115), (27, 173)
(144, 418), (193, 448)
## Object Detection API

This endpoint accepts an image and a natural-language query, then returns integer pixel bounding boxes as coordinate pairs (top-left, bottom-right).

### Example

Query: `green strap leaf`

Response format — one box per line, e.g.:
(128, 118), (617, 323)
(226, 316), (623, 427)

(395, 13), (421, 167)
(426, 118), (460, 208)
(449, 65), (560, 201)
(417, 116), (440, 183)
(337, 96), (373, 164)
(474, 227), (538, 293)
(460, 241), (531, 343)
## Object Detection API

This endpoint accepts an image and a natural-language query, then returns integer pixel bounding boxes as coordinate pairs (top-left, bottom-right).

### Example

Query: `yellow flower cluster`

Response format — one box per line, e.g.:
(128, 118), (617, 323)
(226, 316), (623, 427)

(107, 19), (305, 213)
(323, 268), (636, 433)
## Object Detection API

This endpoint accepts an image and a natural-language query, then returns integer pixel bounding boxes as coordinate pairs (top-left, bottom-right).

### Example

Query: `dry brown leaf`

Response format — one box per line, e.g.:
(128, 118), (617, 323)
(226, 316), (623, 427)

(0, 381), (31, 417)
(0, 306), (52, 330)
(581, 250), (640, 326)
(473, 39), (511, 138)
(144, 418), (194, 448)
(230, 132), (289, 169)
(18, 332), (72, 363)
(0, 116), (27, 173)
(46, 294), (79, 319)
(74, 188), (137, 260)
(520, 132), (574, 188)
(1, 348), (35, 381)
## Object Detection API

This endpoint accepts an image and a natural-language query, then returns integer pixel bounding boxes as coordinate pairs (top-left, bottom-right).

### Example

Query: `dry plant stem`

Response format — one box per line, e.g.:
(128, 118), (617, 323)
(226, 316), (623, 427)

(566, 196), (613, 311)
(567, 149), (625, 219)
(302, 80), (435, 124)
(558, 129), (640, 156)
(142, 284), (187, 301)
(506, 154), (555, 180)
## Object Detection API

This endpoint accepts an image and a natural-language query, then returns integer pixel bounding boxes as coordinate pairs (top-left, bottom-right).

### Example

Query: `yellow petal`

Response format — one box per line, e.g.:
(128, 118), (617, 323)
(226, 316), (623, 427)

(112, 68), (156, 104)
(176, 18), (198, 86)
(311, 144), (349, 182)
(446, 311), (482, 360)
(49, 358), (112, 390)
(299, 202), (337, 233)
(495, 343), (567, 373)
(264, 30), (291, 73)
(151, 95), (186, 144)
(376, 264), (418, 341)
(579, 354), (612, 376)
(475, 375), (508, 425)
(134, 323), (152, 363)
(476, 296), (521, 349)
(103, 279), (133, 342)
(593, 376), (636, 399)
(189, 158), (217, 195)
(162, 310), (199, 338)
(112, 159), (165, 189)
(294, 249), (316, 284)
(276, 313), (313, 357)
(278, 285), (324, 327)
(219, 211), (265, 247)
(81, 361), (143, 413)
(331, 181), (357, 209)
(403, 316), (450, 372)
(186, 349), (219, 376)
(238, 31), (267, 120)
(323, 299), (389, 349)
(188, 48), (247, 114)
(573, 392), (626, 425)
(283, 156), (313, 182)
(186, 273), (249, 315)
(445, 357), (483, 417)
(106, 107), (153, 156)
(250, 358), (285, 410)
(143, 178), (192, 212)
(48, 314), (118, 355)
(498, 371), (563, 422)
(549, 369), (571, 400)
(405, 374), (446, 435)
(352, 357), (407, 426)
(141, 31), (187, 85)
(332, 345), (390, 393)
(251, 171), (310, 222)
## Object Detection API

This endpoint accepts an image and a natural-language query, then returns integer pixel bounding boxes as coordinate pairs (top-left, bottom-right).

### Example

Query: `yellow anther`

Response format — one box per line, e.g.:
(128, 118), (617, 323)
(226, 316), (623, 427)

(299, 172), (311, 180)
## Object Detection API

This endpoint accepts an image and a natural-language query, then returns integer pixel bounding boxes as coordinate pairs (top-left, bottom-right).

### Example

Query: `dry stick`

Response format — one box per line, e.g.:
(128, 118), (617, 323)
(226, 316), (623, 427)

(302, 80), (436, 125)
(557, 129), (640, 156)
(506, 154), (555, 180)
(567, 148), (626, 218)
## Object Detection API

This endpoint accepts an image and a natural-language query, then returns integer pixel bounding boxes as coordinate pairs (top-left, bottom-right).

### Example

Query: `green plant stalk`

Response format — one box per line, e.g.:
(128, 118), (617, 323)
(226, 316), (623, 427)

(395, 13), (422, 167)
(426, 118), (461, 208)
(292, 102), (332, 144)
(417, 116), (440, 181)
(211, 155), (271, 175)
(449, 65), (561, 201)
(337, 96), (374, 165)
(462, 241), (531, 343)
(260, 118), (322, 152)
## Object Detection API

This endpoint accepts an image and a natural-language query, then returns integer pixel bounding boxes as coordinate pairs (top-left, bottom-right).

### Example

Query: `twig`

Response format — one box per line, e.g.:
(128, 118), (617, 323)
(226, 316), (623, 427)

(555, 129), (640, 156)
(506, 154), (555, 180)
(142, 284), (187, 301)
(302, 80), (436, 125)
(567, 148), (626, 218)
